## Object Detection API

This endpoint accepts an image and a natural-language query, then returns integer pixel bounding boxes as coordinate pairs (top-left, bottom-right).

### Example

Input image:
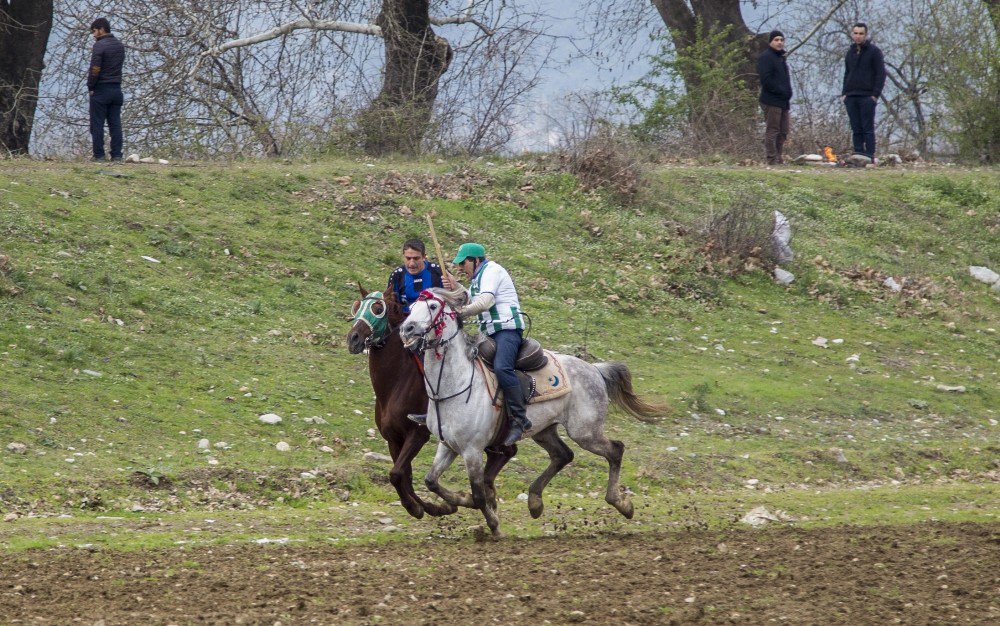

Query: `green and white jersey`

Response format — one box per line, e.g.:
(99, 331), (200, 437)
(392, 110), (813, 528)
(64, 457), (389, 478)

(469, 260), (525, 335)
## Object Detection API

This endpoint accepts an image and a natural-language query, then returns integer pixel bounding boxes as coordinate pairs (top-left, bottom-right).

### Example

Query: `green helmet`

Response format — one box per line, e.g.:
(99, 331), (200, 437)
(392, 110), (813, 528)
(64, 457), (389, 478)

(452, 242), (486, 264)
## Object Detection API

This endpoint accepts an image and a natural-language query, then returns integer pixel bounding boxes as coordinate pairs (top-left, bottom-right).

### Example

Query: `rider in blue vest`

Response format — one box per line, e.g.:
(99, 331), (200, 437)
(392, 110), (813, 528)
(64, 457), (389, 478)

(387, 238), (444, 315)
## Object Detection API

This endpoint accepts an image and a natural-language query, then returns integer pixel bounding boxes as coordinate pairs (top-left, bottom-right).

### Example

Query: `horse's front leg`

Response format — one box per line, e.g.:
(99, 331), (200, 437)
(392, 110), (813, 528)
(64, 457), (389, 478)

(424, 443), (476, 509)
(389, 426), (457, 518)
(484, 445), (517, 510)
(464, 449), (501, 537)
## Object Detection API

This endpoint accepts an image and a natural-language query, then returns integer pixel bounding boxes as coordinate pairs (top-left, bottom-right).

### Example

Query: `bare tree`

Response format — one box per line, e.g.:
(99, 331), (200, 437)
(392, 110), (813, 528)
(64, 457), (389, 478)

(0, 1), (54, 156)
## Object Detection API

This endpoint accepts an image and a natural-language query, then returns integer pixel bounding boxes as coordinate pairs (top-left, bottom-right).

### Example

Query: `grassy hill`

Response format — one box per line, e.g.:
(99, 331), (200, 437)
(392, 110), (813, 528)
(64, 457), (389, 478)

(1, 158), (997, 549)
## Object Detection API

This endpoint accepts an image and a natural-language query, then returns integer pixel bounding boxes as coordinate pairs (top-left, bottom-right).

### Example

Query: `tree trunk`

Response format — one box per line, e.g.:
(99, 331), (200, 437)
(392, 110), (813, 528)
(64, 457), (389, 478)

(650, 0), (766, 92)
(360, 0), (452, 155)
(0, 1), (54, 156)
(986, 0), (1000, 34)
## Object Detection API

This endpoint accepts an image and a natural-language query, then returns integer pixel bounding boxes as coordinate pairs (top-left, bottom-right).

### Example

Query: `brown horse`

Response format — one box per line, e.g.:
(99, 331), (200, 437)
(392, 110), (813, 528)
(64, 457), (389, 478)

(345, 285), (515, 519)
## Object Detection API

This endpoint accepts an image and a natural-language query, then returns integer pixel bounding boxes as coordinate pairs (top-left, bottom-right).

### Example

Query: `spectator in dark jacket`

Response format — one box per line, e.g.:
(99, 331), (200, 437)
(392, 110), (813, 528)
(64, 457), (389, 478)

(87, 17), (125, 162)
(757, 30), (792, 165)
(841, 22), (886, 160)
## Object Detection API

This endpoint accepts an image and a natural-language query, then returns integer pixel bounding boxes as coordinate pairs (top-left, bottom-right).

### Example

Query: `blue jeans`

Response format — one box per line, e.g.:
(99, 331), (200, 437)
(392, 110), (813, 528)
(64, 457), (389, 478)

(491, 329), (523, 391)
(90, 83), (124, 159)
(844, 95), (877, 158)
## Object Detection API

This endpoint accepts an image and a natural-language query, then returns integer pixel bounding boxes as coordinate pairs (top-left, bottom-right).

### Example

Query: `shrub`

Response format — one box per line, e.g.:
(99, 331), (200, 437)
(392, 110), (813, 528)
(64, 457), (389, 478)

(698, 189), (777, 271)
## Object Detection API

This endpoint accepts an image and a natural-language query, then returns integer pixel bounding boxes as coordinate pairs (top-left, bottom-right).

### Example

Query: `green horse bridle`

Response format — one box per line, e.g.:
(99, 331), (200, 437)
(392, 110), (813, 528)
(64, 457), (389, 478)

(350, 291), (391, 348)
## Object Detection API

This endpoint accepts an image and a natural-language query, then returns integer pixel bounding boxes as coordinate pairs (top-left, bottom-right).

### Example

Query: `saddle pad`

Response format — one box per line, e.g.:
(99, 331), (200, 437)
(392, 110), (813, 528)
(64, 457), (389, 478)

(480, 350), (571, 405)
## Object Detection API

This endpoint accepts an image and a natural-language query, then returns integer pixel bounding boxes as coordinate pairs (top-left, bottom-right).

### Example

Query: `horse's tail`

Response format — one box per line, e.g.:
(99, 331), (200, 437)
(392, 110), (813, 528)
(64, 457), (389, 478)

(596, 362), (666, 423)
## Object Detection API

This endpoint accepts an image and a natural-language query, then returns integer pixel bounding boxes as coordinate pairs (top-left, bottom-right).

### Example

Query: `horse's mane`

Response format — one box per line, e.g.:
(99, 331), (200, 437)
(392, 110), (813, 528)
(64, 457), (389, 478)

(427, 286), (469, 309)
(383, 289), (405, 325)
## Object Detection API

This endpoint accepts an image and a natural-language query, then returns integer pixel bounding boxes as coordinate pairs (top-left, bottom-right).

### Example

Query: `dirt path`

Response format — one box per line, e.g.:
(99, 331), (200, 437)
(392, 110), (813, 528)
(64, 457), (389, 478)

(1, 522), (997, 625)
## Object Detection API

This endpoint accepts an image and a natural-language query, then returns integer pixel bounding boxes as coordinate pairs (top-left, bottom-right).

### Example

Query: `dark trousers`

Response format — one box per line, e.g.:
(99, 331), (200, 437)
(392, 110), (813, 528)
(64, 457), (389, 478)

(89, 83), (124, 159)
(762, 104), (790, 164)
(491, 329), (523, 391)
(844, 95), (877, 158)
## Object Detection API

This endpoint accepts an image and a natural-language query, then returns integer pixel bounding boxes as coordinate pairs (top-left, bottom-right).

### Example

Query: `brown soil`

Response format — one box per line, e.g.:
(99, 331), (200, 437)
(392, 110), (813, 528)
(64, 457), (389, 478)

(1, 523), (997, 625)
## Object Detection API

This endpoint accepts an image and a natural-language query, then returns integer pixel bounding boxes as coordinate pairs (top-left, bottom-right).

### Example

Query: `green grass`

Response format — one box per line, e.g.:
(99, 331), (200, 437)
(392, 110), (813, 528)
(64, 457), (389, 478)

(0, 158), (997, 548)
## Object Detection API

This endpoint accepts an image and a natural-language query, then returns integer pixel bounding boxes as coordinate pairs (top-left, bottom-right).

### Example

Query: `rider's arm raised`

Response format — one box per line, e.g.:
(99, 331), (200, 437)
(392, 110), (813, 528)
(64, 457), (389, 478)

(460, 292), (495, 317)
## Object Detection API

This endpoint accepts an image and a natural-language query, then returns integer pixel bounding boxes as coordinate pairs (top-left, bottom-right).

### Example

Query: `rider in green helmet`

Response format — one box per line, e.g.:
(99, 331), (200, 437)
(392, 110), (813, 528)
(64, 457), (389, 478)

(448, 243), (531, 446)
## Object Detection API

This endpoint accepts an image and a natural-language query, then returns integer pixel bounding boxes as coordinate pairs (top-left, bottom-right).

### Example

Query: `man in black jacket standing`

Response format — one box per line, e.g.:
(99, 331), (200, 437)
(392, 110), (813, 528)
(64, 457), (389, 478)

(757, 30), (792, 165)
(87, 18), (125, 162)
(841, 23), (886, 160)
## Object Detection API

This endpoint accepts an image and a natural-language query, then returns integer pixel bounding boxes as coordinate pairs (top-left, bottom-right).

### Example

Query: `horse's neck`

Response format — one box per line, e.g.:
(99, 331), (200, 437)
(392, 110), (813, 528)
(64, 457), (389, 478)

(421, 326), (472, 385)
(368, 333), (411, 393)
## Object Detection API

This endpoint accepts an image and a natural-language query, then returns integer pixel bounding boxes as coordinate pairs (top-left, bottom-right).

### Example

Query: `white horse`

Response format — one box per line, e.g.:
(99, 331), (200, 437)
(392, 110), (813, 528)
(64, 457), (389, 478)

(399, 288), (664, 537)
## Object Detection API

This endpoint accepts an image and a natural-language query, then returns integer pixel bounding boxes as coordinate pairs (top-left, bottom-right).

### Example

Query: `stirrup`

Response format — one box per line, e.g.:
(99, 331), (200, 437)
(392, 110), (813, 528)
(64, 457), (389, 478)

(407, 413), (427, 425)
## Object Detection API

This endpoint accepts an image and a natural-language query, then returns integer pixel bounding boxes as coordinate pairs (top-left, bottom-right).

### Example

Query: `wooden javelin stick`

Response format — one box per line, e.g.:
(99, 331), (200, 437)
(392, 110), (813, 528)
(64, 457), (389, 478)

(424, 212), (455, 283)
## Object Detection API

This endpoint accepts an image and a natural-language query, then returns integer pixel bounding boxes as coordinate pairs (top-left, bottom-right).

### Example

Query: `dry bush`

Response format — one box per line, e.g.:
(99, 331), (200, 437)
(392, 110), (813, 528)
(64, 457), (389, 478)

(562, 127), (649, 204)
(698, 190), (777, 272)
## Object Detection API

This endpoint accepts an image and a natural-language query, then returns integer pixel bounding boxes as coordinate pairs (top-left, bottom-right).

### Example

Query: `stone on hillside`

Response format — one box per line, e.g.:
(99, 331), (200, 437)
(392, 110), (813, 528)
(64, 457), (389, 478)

(303, 416), (327, 425)
(883, 277), (902, 292)
(259, 413), (282, 424)
(773, 268), (794, 285)
(845, 154), (872, 167)
(935, 384), (966, 393)
(969, 266), (1000, 288)
(275, 441), (291, 452)
(829, 447), (849, 464)
(213, 441), (228, 449)
(811, 337), (828, 348)
(363, 451), (392, 463)
(319, 446), (335, 453)
(3, 513), (17, 522)
(6, 442), (27, 454)
(197, 438), (210, 449)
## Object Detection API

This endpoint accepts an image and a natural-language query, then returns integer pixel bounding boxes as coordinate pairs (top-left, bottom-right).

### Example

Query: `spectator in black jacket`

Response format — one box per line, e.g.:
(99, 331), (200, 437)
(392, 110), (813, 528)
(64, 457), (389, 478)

(757, 30), (792, 165)
(841, 22), (886, 160)
(87, 18), (125, 162)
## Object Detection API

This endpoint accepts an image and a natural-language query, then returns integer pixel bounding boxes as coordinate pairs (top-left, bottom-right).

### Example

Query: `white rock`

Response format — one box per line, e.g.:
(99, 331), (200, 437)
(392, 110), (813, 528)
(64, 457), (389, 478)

(141, 256), (161, 264)
(6, 442), (27, 454)
(773, 268), (795, 285)
(275, 441), (291, 452)
(740, 506), (797, 527)
(304, 416), (327, 425)
(157, 159), (170, 165)
(363, 451), (392, 463)
(125, 153), (141, 163)
(259, 413), (282, 424)
(213, 441), (228, 449)
(81, 369), (102, 377)
(811, 337), (828, 348)
(139, 156), (156, 163)
(884, 277), (902, 292)
(319, 446), (334, 453)
(197, 438), (210, 449)
(516, 493), (529, 501)
(300, 472), (316, 479)
(746, 478), (760, 486)
(715, 408), (726, 416)
(935, 385), (966, 393)
(845, 354), (860, 363)
(969, 266), (1000, 285)
(4, 513), (18, 522)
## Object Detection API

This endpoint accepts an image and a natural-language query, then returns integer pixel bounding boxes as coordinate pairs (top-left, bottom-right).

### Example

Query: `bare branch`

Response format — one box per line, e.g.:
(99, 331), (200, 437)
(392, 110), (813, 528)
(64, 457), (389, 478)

(191, 18), (382, 77)
(786, 0), (850, 56)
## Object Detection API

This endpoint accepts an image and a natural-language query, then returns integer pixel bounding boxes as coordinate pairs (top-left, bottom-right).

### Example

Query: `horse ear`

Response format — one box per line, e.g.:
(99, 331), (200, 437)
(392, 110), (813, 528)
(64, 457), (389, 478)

(357, 282), (368, 297)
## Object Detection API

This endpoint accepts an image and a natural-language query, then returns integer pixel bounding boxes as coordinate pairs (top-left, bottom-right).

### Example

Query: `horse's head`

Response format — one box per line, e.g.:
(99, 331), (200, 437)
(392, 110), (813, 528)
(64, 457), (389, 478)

(346, 285), (395, 354)
(399, 288), (465, 354)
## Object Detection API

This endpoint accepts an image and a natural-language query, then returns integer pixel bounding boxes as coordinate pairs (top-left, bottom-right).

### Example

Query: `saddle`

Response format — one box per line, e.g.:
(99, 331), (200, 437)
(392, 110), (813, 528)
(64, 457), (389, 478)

(474, 336), (570, 450)
(476, 335), (548, 372)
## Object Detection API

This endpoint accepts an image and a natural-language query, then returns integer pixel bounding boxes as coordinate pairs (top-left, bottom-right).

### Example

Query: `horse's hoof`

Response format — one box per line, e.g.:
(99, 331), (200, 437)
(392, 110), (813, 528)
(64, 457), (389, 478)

(403, 504), (425, 520)
(424, 501), (458, 517)
(472, 525), (501, 542)
(618, 498), (634, 520)
(528, 493), (544, 519)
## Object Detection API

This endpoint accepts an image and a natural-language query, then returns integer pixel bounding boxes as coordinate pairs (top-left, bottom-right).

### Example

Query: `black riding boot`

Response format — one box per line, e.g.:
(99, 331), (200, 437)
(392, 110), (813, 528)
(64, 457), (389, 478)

(502, 387), (532, 446)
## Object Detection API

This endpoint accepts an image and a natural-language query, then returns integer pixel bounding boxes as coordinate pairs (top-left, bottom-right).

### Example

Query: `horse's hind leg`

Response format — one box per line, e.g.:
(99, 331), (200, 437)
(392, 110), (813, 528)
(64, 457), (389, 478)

(527, 425), (574, 519)
(464, 450), (501, 537)
(569, 431), (633, 519)
(424, 443), (476, 509)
